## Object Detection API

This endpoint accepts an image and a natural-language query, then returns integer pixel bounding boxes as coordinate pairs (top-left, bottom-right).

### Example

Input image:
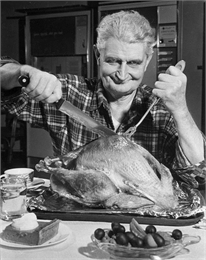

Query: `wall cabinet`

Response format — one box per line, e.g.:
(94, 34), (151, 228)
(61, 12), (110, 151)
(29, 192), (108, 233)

(26, 10), (92, 77)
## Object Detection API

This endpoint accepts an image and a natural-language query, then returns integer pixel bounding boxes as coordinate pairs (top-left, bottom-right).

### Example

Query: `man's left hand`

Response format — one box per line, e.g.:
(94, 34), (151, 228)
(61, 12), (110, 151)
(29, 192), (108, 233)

(153, 62), (187, 116)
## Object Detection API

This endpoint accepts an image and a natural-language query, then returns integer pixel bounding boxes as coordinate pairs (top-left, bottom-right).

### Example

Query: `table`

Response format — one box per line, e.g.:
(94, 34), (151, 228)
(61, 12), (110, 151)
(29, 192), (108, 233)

(0, 219), (206, 260)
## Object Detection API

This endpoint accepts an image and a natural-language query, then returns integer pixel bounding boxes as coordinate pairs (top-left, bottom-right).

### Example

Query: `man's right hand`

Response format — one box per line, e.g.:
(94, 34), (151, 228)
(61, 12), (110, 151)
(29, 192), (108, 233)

(20, 65), (62, 103)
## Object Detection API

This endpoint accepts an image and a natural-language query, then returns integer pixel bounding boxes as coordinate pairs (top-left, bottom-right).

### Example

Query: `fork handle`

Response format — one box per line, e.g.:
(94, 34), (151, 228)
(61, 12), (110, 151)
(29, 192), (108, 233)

(125, 61), (185, 136)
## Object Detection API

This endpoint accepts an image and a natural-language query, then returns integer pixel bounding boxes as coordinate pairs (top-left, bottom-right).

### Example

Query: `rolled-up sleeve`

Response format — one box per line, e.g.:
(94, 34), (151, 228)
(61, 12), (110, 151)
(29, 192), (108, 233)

(0, 56), (19, 66)
(172, 134), (206, 188)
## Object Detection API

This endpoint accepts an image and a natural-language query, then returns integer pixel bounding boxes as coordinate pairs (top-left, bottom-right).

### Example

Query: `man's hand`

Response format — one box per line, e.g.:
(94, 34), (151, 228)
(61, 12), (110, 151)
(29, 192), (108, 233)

(154, 60), (204, 164)
(20, 65), (62, 103)
(153, 61), (187, 116)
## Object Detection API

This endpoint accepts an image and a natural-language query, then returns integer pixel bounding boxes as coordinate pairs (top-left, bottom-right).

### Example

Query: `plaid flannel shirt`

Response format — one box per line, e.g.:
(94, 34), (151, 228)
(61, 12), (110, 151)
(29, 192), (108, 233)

(1, 58), (206, 187)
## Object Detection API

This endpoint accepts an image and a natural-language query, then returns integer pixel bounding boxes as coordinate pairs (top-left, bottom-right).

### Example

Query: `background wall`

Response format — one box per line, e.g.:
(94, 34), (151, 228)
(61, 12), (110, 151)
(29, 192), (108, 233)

(2, 1), (205, 132)
(1, 1), (89, 171)
(1, 1), (88, 60)
(1, 0), (205, 136)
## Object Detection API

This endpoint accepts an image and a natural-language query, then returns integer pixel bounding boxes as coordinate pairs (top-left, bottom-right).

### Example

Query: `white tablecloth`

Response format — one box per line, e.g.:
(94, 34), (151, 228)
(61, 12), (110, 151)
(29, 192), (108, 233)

(0, 219), (206, 260)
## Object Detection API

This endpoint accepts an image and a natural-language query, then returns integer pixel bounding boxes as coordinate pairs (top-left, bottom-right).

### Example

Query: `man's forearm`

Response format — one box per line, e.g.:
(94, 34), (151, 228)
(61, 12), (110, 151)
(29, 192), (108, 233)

(174, 110), (205, 164)
(0, 63), (22, 90)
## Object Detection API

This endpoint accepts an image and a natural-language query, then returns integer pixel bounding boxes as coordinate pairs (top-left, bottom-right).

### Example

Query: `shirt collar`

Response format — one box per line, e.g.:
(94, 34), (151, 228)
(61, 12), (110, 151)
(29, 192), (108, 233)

(88, 80), (157, 112)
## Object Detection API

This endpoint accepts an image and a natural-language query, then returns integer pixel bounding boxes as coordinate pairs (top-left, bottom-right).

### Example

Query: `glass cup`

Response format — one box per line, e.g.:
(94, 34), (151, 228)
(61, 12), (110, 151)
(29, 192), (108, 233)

(0, 177), (27, 221)
(4, 168), (34, 187)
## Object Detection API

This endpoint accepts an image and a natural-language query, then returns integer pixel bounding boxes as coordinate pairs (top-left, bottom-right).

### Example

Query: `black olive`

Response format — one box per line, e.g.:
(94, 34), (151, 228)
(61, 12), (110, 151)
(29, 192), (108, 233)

(94, 228), (105, 240)
(112, 223), (125, 235)
(115, 233), (129, 246)
(125, 231), (136, 241)
(152, 233), (165, 247)
(108, 229), (114, 237)
(126, 232), (143, 247)
(132, 237), (144, 247)
(145, 225), (157, 234)
(172, 229), (182, 240)
(111, 222), (120, 229)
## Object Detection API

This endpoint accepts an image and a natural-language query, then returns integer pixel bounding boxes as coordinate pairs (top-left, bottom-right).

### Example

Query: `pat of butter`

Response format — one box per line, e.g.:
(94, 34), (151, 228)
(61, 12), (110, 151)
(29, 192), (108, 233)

(12, 213), (39, 231)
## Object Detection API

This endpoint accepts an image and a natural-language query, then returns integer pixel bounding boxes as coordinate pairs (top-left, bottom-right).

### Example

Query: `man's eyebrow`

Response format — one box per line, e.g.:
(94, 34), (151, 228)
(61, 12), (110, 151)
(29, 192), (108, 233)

(127, 59), (142, 63)
(105, 56), (143, 63)
(105, 56), (120, 60)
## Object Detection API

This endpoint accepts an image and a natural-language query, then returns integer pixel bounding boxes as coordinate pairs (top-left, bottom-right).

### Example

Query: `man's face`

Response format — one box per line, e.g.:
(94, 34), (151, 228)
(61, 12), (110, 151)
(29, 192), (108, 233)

(98, 38), (152, 100)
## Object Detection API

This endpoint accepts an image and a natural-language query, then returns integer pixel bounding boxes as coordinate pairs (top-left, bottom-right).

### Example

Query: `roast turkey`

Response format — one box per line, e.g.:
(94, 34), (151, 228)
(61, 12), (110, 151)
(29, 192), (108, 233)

(36, 135), (179, 211)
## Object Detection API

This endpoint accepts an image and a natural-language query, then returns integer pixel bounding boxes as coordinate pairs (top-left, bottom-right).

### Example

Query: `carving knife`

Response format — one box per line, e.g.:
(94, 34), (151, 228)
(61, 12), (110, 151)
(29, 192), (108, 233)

(18, 75), (116, 137)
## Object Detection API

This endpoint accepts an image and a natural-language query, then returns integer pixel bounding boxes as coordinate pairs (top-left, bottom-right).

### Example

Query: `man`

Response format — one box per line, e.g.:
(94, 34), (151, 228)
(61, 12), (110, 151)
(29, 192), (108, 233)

(1, 11), (205, 188)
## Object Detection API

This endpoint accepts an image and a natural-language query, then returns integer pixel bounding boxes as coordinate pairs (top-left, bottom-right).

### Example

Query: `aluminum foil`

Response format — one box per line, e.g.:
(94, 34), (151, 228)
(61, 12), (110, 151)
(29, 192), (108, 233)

(27, 180), (205, 219)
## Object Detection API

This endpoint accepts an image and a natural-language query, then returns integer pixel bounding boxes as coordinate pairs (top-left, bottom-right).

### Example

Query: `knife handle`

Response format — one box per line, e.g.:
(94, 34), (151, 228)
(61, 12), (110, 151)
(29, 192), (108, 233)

(18, 74), (64, 108)
(18, 75), (30, 87)
(55, 99), (64, 109)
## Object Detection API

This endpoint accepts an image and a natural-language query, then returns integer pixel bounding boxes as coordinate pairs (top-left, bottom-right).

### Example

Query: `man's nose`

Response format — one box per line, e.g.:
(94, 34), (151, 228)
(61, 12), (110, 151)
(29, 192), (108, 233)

(116, 62), (129, 80)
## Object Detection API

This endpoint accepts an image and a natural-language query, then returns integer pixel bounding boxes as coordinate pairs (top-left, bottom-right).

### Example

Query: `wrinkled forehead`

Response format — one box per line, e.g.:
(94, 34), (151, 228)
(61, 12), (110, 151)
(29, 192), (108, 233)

(99, 38), (148, 60)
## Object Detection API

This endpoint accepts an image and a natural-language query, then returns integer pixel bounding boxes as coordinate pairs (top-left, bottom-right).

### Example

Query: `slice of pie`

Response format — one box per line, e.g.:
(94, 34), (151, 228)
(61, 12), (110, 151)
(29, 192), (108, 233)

(2, 219), (60, 245)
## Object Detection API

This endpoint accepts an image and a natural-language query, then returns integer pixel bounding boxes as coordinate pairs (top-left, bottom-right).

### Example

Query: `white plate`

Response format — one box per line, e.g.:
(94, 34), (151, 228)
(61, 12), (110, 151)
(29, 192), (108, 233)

(0, 221), (73, 248)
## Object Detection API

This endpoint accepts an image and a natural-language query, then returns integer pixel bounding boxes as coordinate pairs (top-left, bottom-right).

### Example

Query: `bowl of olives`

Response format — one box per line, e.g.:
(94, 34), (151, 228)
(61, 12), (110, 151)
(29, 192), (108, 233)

(91, 219), (201, 259)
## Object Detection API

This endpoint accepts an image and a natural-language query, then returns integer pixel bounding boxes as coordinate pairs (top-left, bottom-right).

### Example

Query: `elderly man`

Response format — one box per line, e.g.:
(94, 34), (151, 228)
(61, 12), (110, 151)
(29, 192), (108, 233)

(1, 10), (205, 188)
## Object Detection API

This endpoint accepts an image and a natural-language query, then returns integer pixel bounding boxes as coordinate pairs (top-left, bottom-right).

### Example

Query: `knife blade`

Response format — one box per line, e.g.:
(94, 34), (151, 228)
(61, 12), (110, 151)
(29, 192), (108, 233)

(55, 98), (115, 136)
(18, 75), (115, 137)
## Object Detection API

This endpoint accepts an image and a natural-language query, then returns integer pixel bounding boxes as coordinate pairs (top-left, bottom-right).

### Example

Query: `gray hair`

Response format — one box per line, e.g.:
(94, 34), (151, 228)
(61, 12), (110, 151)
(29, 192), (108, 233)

(96, 10), (156, 55)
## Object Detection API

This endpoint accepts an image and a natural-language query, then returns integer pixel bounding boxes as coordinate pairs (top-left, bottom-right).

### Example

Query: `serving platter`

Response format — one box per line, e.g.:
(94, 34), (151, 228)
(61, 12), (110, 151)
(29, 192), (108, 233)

(28, 185), (204, 226)
(32, 209), (204, 226)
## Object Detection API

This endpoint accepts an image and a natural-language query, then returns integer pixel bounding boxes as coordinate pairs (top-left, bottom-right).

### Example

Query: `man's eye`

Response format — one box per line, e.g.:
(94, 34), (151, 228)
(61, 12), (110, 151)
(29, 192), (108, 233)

(105, 58), (120, 65)
(127, 60), (141, 66)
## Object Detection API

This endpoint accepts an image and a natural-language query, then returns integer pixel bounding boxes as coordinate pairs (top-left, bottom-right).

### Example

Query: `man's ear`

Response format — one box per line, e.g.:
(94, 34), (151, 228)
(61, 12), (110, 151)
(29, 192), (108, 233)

(93, 45), (100, 65)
